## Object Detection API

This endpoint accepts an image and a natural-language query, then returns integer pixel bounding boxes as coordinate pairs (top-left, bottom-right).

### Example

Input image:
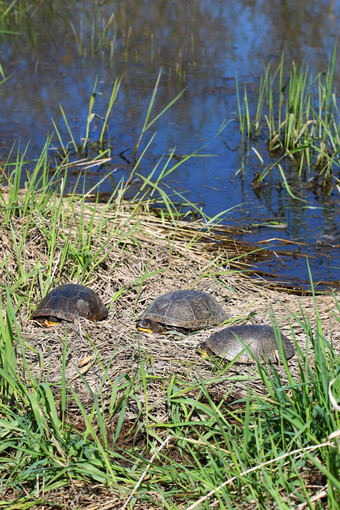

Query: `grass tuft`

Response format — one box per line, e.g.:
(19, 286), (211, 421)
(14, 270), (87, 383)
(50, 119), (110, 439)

(237, 49), (340, 193)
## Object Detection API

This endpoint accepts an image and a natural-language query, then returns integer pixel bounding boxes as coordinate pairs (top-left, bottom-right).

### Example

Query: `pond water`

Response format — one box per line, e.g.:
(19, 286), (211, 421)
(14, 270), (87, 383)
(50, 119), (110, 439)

(0, 0), (339, 289)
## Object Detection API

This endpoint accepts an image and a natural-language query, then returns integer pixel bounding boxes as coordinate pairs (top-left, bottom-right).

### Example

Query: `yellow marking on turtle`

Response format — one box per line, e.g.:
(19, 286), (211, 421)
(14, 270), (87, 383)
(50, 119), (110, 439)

(36, 318), (60, 328)
(137, 325), (154, 334)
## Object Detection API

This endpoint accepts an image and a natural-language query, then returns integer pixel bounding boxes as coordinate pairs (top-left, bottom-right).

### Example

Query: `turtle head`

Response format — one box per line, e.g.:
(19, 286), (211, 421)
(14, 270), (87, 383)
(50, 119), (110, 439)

(136, 319), (166, 334)
(197, 341), (212, 358)
(31, 315), (62, 327)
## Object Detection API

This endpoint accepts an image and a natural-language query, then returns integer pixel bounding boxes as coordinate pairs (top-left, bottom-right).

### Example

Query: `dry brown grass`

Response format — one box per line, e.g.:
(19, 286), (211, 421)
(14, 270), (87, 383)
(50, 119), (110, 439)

(2, 193), (336, 418)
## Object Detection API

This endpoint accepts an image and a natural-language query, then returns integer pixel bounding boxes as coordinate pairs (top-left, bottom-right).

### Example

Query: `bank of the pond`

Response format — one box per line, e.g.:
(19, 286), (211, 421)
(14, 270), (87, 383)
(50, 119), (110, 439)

(0, 186), (339, 508)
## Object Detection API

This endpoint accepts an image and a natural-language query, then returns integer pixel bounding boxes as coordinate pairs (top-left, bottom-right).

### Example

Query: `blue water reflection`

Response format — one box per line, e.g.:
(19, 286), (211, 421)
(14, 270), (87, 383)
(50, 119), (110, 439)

(0, 0), (339, 286)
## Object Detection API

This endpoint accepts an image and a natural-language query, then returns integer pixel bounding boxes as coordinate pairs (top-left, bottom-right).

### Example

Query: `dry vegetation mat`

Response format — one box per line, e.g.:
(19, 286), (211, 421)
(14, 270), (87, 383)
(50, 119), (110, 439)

(0, 185), (339, 509)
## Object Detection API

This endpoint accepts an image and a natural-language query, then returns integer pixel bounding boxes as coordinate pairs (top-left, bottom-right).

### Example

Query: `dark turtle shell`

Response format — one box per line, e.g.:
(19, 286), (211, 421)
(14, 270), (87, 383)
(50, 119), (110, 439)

(32, 284), (108, 324)
(198, 325), (295, 363)
(137, 289), (227, 334)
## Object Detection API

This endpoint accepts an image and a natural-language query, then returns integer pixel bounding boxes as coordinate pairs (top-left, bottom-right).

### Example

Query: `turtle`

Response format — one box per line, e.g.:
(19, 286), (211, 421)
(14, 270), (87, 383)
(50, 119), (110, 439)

(198, 325), (295, 363)
(31, 283), (108, 326)
(136, 289), (227, 334)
